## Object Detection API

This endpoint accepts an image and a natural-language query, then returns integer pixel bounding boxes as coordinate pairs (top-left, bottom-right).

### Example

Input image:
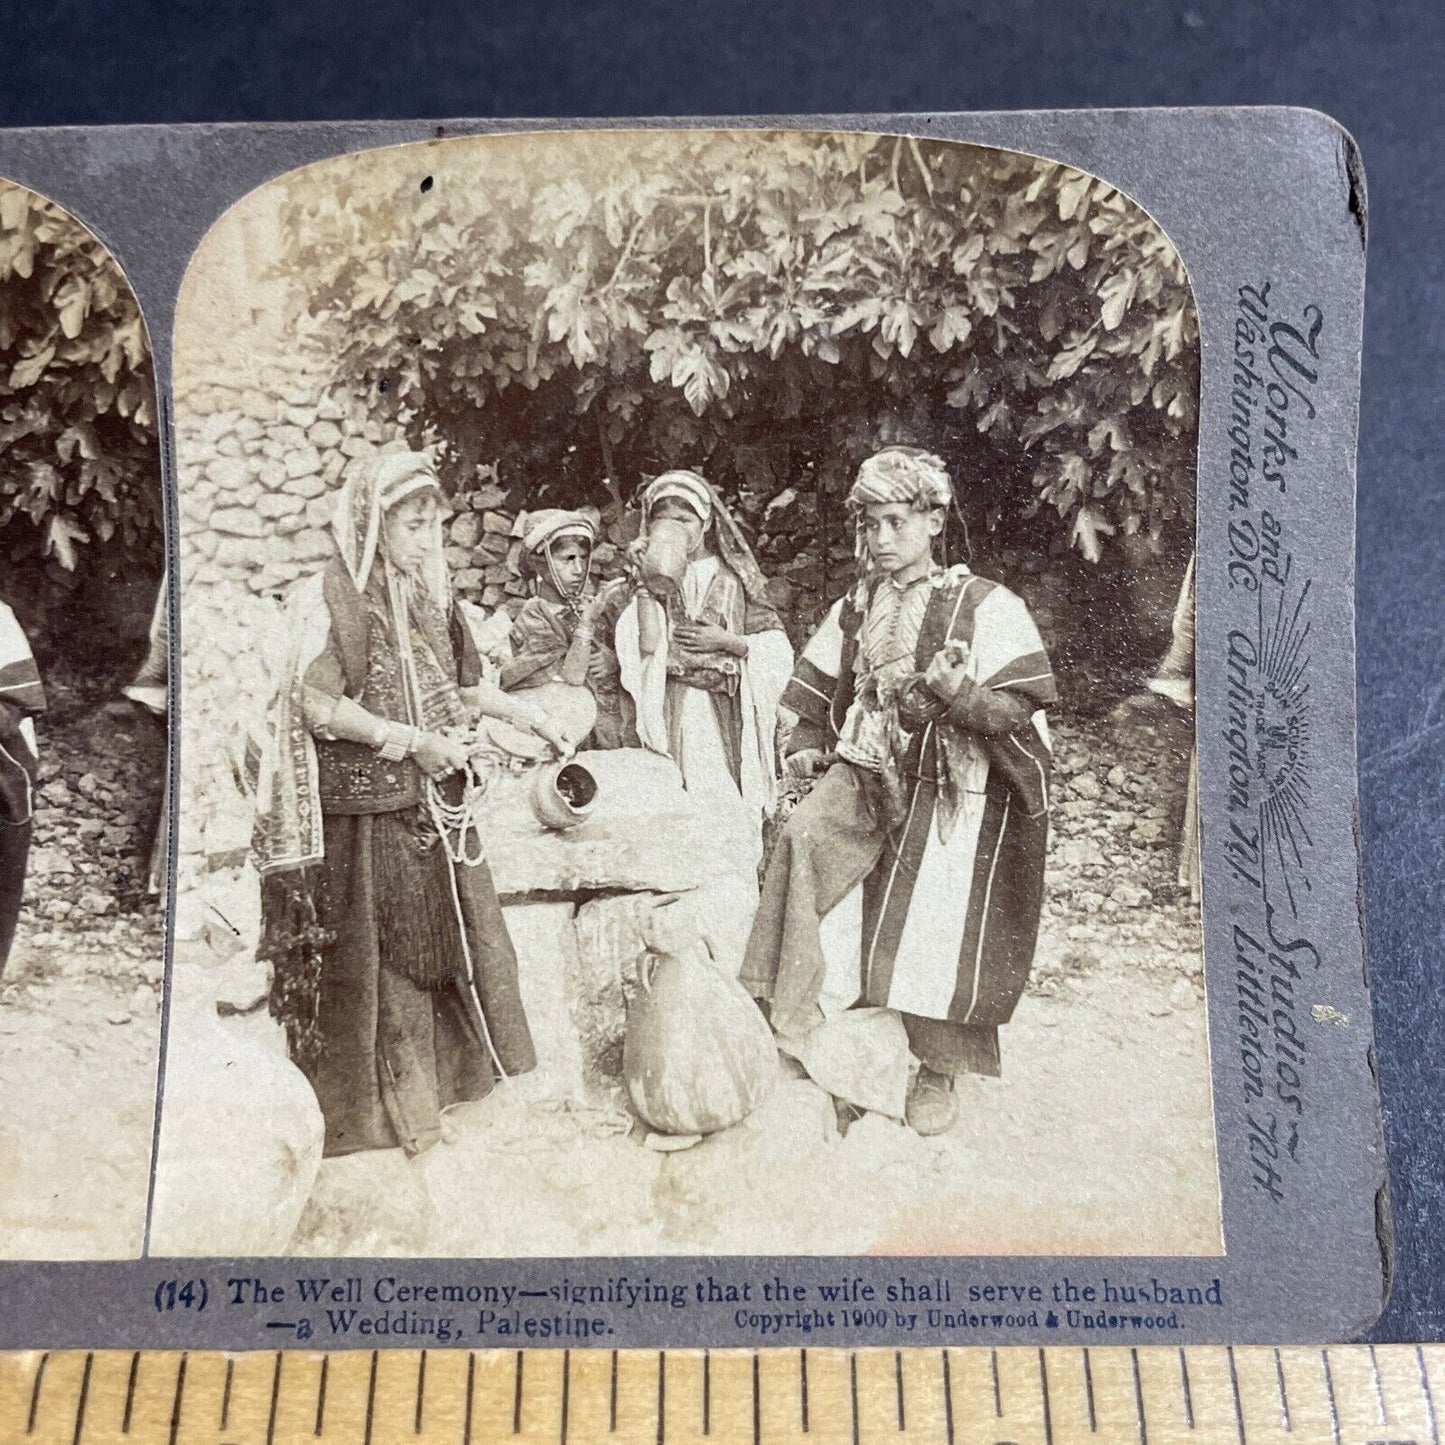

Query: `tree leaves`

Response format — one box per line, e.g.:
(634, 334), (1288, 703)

(279, 131), (1197, 569)
(0, 182), (158, 575)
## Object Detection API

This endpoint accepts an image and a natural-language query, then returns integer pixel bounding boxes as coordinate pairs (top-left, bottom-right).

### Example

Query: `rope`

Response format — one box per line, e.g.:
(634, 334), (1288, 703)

(418, 760), (511, 1083)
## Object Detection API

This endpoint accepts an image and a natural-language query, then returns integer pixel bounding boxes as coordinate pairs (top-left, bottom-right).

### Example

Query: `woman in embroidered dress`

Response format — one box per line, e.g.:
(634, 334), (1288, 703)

(500, 509), (633, 749)
(614, 470), (793, 846)
(255, 452), (569, 1158)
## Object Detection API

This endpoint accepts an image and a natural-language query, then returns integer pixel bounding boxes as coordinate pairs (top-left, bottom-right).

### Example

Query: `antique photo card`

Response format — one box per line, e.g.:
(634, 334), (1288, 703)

(0, 177), (166, 1258)
(0, 109), (1383, 1347)
(159, 128), (1219, 1263)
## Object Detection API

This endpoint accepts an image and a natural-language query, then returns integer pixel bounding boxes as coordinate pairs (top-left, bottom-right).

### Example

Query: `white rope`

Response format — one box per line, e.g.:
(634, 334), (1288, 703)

(423, 762), (489, 867)
(420, 760), (511, 1083)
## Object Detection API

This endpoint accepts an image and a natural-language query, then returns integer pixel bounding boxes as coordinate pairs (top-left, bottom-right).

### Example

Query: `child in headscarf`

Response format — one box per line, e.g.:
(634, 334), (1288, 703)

(500, 509), (632, 749)
(253, 451), (571, 1158)
(614, 470), (794, 836)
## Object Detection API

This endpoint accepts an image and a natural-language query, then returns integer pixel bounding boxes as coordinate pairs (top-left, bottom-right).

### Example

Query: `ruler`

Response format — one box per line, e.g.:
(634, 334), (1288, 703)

(1, 1346), (1439, 1445)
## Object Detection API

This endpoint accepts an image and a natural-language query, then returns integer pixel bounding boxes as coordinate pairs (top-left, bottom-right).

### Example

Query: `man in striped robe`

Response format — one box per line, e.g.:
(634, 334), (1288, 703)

(0, 600), (45, 976)
(741, 448), (1055, 1135)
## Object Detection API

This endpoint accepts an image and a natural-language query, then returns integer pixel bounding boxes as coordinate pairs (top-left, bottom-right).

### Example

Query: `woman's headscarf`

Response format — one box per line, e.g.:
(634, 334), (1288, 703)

(640, 470), (778, 622)
(334, 450), (449, 608)
(521, 508), (597, 556)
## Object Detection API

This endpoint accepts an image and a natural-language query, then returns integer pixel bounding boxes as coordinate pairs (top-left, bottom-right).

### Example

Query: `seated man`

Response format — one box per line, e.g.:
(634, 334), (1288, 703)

(500, 509), (632, 748)
(741, 447), (1056, 1136)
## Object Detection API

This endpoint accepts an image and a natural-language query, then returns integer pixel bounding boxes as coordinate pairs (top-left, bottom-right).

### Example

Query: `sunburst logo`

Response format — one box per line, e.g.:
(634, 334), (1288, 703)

(1254, 578), (1313, 916)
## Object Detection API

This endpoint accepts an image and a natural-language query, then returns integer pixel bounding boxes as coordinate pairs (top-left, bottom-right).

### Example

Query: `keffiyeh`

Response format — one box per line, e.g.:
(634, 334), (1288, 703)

(848, 446), (953, 512)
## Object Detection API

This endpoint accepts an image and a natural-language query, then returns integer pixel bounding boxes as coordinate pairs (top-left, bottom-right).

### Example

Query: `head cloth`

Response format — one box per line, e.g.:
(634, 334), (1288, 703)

(637, 469), (778, 622)
(848, 446), (953, 513)
(332, 450), (444, 597)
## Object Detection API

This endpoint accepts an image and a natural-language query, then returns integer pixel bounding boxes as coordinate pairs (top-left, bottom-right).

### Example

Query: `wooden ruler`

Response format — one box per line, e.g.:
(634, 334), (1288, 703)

(0, 1346), (1439, 1445)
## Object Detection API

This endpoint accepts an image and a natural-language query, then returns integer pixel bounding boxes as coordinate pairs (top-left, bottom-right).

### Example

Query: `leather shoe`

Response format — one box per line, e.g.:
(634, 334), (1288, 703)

(905, 1065), (958, 1136)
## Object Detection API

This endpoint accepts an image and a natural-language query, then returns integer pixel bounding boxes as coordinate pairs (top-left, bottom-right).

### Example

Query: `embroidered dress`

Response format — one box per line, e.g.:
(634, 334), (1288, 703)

(614, 475), (794, 836)
(255, 455), (535, 1157)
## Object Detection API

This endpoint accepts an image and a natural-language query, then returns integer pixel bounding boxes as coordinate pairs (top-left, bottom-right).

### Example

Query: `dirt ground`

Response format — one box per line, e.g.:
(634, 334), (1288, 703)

(0, 665), (165, 1260)
(0, 664), (1217, 1262)
(294, 705), (1222, 1260)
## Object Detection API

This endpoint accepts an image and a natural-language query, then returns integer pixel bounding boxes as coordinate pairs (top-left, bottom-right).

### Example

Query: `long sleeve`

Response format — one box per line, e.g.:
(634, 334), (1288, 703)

(500, 599), (570, 691)
(946, 675), (1034, 735)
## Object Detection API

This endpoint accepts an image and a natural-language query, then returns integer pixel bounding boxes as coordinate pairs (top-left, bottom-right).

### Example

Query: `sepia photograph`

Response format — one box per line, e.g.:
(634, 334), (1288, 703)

(0, 178), (166, 1258)
(154, 127), (1218, 1260)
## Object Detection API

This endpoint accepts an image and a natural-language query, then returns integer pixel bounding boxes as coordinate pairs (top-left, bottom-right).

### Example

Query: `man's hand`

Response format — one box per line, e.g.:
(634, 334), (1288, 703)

(674, 620), (745, 657)
(785, 747), (828, 779)
(924, 644), (970, 702)
(414, 731), (470, 779)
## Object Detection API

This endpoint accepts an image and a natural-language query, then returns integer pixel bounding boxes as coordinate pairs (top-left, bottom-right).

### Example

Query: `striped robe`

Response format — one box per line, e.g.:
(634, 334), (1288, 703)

(744, 566), (1054, 1039)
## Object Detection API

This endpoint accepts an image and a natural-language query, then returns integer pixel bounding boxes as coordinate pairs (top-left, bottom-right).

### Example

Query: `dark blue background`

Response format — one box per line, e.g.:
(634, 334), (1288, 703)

(4, 0), (1441, 1340)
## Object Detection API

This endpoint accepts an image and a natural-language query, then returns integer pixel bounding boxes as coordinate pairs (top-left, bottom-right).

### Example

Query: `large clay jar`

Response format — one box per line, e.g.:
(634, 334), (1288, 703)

(623, 943), (778, 1135)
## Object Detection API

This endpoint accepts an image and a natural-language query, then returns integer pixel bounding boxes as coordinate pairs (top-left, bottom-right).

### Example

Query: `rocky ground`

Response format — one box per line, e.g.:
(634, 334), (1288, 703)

(0, 661), (165, 1260)
(288, 702), (1219, 1261)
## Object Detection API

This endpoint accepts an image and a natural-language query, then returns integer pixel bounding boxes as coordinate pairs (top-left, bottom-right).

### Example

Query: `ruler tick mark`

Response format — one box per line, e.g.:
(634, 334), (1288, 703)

(801, 1346), (810, 1433)
(657, 1350), (666, 1445)
(991, 1348), (1002, 1417)
(896, 1349), (906, 1431)
(125, 1351), (140, 1434)
(1228, 1346), (1246, 1445)
(850, 1353), (860, 1445)
(1321, 1349), (1342, 1445)
(315, 1354), (329, 1436)
(1418, 1344), (1440, 1445)
(514, 1350), (525, 1435)
(70, 1352), (92, 1445)
(27, 1351), (49, 1434)
(560, 1349), (569, 1445)
(416, 1348), (427, 1434)
(1084, 1347), (1097, 1432)
(1179, 1349), (1195, 1430)
(702, 1349), (710, 1436)
(267, 1352), (283, 1445)
(942, 1351), (955, 1445)
(1039, 1350), (1055, 1445)
(1274, 1347), (1292, 1430)
(752, 1351), (760, 1445)
(363, 1351), (378, 1445)
(168, 1354), (187, 1445)
(610, 1350), (618, 1432)
(1370, 1343), (1388, 1425)
(1132, 1348), (1148, 1445)
(464, 1354), (475, 1445)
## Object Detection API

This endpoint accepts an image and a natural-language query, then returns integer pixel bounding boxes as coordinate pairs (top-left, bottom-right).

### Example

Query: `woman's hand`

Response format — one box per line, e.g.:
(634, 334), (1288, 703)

(414, 731), (470, 779)
(531, 714), (575, 758)
(513, 702), (575, 758)
(674, 620), (745, 657)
